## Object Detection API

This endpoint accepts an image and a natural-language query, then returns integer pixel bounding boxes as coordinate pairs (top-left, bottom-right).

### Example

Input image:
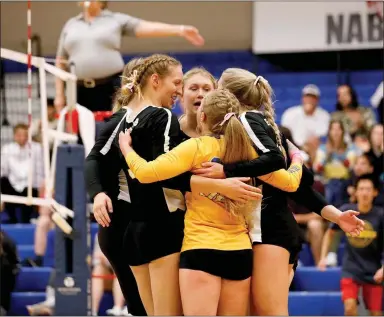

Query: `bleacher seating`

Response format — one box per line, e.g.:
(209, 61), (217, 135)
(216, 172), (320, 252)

(289, 292), (344, 316)
(294, 267), (341, 292)
(2, 222), (348, 316)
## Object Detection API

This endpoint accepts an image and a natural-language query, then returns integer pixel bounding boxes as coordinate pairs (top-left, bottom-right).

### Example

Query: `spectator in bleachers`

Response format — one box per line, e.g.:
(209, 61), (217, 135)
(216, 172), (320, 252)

(332, 84), (376, 137)
(0, 231), (19, 316)
(54, 0), (204, 113)
(20, 101), (59, 267)
(279, 126), (314, 169)
(313, 120), (357, 207)
(281, 84), (330, 148)
(365, 123), (383, 178)
(347, 154), (375, 204)
(289, 180), (326, 265)
(21, 203), (54, 267)
(280, 125), (326, 265)
(31, 98), (58, 155)
(0, 123), (44, 223)
(92, 235), (128, 316)
(318, 175), (383, 316)
(352, 129), (370, 154)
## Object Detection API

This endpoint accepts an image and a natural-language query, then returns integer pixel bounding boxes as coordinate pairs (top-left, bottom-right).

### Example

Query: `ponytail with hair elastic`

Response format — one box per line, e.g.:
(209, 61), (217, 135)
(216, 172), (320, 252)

(202, 89), (257, 226)
(256, 77), (284, 153)
(222, 115), (256, 226)
(220, 68), (283, 154)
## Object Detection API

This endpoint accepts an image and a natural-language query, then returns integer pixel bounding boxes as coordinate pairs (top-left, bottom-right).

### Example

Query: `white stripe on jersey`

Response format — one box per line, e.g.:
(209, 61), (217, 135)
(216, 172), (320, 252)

(100, 108), (132, 155)
(161, 108), (172, 153)
(240, 111), (270, 153)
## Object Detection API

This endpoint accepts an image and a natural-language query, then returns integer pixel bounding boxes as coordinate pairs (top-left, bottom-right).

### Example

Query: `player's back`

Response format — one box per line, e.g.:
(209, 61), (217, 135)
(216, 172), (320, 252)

(114, 105), (185, 221)
(182, 135), (255, 252)
(240, 111), (299, 246)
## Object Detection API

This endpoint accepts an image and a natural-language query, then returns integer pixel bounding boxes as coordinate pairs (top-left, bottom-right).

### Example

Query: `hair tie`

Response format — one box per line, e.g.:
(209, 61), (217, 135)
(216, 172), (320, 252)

(219, 112), (236, 126)
(121, 70), (138, 92)
(254, 76), (262, 86)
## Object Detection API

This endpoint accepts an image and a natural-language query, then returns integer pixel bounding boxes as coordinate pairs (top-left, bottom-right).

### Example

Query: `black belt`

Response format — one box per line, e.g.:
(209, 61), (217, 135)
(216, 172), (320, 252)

(77, 72), (121, 88)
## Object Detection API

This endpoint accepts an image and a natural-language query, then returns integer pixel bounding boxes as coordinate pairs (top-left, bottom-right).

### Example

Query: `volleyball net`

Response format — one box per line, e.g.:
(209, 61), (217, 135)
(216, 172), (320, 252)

(1, 47), (78, 233)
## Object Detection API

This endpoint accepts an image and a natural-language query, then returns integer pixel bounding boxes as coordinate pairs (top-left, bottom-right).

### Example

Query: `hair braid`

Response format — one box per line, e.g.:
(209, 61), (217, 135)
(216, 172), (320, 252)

(118, 54), (180, 107)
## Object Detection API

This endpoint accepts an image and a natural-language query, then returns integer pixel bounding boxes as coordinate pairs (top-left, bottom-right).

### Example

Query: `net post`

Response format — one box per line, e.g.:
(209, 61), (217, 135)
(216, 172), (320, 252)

(66, 62), (77, 134)
(38, 59), (51, 198)
(53, 144), (91, 316)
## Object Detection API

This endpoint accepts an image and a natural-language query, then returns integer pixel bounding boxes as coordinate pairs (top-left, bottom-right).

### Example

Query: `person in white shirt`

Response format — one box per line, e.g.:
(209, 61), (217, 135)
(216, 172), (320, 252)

(31, 98), (58, 156)
(281, 84), (330, 148)
(1, 123), (44, 223)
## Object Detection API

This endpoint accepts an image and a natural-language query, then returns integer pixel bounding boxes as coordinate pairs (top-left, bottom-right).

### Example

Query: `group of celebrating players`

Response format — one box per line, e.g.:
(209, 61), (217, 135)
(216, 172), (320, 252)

(85, 54), (365, 316)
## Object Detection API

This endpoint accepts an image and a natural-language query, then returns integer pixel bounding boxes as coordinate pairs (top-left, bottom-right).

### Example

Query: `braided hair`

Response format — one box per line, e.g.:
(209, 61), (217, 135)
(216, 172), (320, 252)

(118, 54), (180, 105)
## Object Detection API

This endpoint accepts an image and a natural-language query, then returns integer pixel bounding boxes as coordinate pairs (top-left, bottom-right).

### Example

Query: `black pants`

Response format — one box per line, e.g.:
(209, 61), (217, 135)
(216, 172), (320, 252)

(1, 177), (38, 223)
(0, 232), (19, 313)
(98, 201), (146, 316)
(77, 74), (121, 112)
(0, 265), (17, 313)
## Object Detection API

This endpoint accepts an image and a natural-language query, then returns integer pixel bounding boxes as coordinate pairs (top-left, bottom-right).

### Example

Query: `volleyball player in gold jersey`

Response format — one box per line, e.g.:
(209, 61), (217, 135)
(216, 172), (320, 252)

(119, 89), (304, 315)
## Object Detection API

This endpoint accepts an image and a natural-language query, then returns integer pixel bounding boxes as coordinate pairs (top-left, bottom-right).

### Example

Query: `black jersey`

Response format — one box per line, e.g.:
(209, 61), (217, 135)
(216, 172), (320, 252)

(85, 108), (129, 203)
(85, 106), (191, 218)
(112, 105), (192, 221)
(223, 110), (328, 254)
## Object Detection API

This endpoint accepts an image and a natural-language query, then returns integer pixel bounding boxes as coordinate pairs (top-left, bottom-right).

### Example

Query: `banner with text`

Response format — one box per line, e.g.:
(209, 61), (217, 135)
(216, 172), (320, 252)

(252, 2), (383, 54)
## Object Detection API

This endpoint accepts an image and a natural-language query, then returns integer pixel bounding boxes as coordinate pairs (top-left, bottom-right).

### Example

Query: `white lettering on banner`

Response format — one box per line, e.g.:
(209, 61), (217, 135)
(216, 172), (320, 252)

(252, 2), (383, 53)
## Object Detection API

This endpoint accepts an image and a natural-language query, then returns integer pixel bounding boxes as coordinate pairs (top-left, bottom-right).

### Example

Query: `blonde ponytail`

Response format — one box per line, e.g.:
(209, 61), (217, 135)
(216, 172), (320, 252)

(203, 89), (257, 226)
(220, 68), (284, 154)
(112, 57), (144, 113)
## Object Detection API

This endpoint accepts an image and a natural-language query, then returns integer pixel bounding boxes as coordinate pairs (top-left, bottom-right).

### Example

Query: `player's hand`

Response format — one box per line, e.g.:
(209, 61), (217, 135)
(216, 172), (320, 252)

(180, 25), (205, 46)
(287, 140), (303, 164)
(192, 162), (225, 179)
(373, 267), (383, 284)
(219, 177), (262, 203)
(337, 210), (365, 237)
(317, 258), (327, 271)
(119, 130), (133, 156)
(93, 192), (113, 227)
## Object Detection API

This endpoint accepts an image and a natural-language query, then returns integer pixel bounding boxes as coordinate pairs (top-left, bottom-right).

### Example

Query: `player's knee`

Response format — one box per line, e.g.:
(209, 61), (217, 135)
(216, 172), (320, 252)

(307, 218), (323, 234)
(344, 299), (358, 316)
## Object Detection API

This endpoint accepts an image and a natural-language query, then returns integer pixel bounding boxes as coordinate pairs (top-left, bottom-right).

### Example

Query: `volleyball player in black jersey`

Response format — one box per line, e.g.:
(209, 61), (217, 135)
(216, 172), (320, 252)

(87, 55), (261, 316)
(85, 58), (146, 316)
(194, 68), (365, 315)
